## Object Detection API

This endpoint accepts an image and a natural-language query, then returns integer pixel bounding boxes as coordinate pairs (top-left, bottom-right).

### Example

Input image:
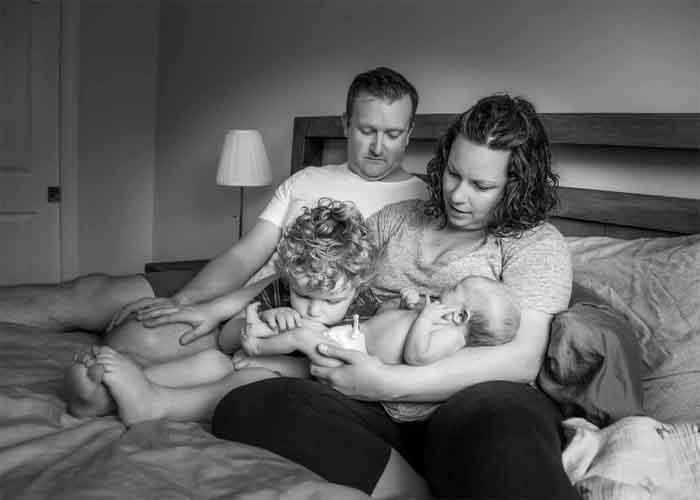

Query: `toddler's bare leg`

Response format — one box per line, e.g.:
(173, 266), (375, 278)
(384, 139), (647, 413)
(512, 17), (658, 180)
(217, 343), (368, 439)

(64, 347), (116, 417)
(104, 317), (219, 365)
(96, 346), (278, 425)
(144, 349), (234, 386)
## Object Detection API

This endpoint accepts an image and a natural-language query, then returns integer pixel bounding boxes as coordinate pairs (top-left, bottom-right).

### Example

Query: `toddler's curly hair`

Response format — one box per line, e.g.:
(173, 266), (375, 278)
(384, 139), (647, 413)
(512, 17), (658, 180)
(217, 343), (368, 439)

(275, 198), (377, 293)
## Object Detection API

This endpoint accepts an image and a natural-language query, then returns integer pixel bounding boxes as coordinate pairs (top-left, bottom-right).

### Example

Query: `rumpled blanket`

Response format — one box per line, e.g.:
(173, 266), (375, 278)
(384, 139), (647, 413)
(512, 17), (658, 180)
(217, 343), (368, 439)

(0, 322), (368, 500)
(562, 416), (700, 500)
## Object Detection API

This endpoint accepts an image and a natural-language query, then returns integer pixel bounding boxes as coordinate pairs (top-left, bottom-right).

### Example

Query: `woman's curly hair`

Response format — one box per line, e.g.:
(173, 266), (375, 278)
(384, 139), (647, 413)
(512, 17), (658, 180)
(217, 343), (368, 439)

(425, 94), (559, 237)
(274, 198), (377, 293)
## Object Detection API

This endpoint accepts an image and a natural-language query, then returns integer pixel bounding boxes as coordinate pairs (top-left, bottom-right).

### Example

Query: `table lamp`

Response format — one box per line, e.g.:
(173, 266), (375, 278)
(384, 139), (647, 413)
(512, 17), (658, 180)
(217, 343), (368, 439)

(216, 129), (273, 239)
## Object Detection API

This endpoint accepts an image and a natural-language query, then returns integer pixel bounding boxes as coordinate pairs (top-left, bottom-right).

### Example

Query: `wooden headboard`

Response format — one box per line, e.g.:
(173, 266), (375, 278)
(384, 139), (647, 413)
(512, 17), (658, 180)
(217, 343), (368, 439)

(292, 113), (700, 239)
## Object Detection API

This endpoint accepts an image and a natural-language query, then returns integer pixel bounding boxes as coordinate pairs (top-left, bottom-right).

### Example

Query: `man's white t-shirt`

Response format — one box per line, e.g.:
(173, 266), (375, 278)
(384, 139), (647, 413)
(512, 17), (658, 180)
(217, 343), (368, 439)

(248, 163), (428, 283)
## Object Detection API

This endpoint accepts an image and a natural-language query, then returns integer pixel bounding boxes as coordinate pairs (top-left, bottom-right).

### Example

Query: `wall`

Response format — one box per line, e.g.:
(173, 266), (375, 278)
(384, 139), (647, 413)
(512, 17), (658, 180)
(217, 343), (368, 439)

(154, 0), (699, 262)
(78, 0), (158, 274)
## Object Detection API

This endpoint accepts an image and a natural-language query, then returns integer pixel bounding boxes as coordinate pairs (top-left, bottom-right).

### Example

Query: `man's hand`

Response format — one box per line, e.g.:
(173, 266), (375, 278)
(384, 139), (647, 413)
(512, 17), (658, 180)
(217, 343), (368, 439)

(146, 303), (221, 344)
(309, 344), (390, 401)
(106, 296), (186, 332)
(133, 294), (192, 323)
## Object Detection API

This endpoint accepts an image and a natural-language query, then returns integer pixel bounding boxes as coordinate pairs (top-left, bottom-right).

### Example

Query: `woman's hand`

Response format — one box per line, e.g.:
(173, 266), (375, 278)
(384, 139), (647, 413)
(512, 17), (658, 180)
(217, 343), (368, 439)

(309, 344), (390, 401)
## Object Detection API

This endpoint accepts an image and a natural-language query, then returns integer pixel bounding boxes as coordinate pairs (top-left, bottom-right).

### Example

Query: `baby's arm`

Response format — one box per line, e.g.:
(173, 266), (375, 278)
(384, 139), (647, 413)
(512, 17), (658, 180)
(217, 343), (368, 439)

(403, 299), (466, 365)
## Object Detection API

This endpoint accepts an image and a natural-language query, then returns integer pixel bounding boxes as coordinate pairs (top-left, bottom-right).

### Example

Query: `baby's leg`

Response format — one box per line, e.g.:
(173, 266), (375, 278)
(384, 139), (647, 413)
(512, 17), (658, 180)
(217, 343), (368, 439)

(103, 316), (219, 366)
(96, 346), (278, 425)
(238, 302), (276, 352)
(64, 347), (116, 417)
(144, 349), (234, 386)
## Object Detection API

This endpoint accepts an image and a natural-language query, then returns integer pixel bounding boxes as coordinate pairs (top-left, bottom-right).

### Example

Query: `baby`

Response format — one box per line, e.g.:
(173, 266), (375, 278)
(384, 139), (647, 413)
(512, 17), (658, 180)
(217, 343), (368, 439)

(241, 274), (521, 422)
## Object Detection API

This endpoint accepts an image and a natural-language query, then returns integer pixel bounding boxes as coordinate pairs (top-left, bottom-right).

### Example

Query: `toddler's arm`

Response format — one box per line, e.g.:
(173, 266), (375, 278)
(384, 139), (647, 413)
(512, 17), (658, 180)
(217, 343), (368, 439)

(242, 303), (337, 365)
(403, 298), (466, 365)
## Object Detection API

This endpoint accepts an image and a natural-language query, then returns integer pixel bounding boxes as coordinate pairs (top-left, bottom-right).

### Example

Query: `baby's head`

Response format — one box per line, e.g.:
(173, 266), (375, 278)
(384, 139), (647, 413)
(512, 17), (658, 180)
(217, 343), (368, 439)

(441, 276), (520, 346)
(275, 198), (377, 325)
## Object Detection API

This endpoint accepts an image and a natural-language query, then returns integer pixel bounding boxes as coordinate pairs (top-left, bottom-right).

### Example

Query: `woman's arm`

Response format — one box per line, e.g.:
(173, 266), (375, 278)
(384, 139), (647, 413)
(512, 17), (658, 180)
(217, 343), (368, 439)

(311, 308), (552, 402)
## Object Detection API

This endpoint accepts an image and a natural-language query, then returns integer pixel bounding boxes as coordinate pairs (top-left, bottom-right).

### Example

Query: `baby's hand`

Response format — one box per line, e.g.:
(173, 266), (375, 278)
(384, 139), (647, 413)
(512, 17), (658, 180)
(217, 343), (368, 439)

(400, 287), (422, 309)
(260, 307), (302, 332)
(418, 300), (457, 324)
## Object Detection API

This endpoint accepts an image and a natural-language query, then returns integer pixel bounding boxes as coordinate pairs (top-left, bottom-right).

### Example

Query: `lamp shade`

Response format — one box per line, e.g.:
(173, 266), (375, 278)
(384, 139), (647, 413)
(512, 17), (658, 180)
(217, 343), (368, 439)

(216, 129), (273, 186)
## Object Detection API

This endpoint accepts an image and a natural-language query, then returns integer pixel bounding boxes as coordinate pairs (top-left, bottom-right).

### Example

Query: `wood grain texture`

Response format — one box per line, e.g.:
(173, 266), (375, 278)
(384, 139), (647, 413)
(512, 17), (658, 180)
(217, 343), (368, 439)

(290, 113), (700, 238)
(291, 113), (700, 155)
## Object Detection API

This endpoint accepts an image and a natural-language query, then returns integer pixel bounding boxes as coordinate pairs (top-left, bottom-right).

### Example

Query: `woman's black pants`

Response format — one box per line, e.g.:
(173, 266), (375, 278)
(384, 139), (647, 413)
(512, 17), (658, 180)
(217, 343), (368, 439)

(212, 378), (580, 499)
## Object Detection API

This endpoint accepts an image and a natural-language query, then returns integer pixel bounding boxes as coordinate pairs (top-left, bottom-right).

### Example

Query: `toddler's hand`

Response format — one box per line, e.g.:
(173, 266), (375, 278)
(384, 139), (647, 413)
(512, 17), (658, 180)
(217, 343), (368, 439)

(260, 307), (302, 332)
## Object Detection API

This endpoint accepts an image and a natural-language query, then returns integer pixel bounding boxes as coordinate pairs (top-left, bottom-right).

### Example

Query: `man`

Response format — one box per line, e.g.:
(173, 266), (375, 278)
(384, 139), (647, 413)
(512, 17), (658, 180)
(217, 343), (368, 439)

(0, 66), (427, 345)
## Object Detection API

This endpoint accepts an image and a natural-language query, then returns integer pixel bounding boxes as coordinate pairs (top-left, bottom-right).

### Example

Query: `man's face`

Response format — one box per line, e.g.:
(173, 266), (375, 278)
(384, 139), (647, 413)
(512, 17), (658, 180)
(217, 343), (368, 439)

(344, 93), (413, 181)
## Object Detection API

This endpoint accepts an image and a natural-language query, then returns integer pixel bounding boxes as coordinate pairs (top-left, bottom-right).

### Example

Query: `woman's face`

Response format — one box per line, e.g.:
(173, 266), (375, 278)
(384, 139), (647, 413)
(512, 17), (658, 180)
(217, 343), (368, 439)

(442, 136), (509, 231)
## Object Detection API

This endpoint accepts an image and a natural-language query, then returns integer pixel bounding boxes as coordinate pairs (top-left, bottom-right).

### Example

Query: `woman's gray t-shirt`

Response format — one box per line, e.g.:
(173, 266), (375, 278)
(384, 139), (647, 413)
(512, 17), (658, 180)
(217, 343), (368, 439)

(367, 199), (572, 314)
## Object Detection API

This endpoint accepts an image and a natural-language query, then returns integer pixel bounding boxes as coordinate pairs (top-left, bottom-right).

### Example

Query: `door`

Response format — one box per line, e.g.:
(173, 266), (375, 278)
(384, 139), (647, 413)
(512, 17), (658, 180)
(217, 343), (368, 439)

(0, 0), (61, 285)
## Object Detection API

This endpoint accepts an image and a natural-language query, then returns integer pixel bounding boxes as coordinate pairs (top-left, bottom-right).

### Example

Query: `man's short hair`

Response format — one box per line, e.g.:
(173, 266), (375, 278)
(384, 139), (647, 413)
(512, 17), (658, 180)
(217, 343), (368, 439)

(345, 67), (419, 124)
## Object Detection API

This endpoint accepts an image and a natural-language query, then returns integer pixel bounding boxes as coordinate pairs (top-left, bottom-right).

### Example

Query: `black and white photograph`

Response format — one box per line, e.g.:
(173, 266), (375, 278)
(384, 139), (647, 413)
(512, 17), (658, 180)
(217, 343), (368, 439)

(0, 1), (698, 498)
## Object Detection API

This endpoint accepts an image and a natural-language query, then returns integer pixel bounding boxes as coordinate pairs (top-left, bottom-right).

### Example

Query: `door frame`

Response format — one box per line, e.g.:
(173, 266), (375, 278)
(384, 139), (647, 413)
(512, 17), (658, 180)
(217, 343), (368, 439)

(59, 0), (79, 280)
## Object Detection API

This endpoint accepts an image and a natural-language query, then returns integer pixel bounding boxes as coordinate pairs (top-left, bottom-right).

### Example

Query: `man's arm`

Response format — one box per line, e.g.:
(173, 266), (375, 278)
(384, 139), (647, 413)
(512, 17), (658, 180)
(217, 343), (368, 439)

(172, 219), (282, 305)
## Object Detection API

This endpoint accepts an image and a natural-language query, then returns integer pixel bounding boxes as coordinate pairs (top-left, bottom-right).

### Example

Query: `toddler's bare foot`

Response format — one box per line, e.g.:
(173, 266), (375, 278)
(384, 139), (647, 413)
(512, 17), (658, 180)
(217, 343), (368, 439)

(95, 346), (167, 426)
(64, 347), (116, 417)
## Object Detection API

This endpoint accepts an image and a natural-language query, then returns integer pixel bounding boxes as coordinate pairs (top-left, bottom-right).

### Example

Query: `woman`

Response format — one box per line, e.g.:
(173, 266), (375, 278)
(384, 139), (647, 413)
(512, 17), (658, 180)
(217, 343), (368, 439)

(212, 94), (579, 499)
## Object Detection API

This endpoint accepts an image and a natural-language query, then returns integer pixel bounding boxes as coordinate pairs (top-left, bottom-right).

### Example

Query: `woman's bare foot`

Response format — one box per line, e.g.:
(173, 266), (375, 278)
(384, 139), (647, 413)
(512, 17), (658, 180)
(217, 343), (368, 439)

(64, 347), (116, 417)
(95, 346), (167, 426)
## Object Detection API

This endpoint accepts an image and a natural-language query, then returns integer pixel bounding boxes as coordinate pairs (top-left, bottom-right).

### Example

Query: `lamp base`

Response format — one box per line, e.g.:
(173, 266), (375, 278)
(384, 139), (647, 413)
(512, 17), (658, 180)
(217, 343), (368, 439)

(238, 185), (245, 240)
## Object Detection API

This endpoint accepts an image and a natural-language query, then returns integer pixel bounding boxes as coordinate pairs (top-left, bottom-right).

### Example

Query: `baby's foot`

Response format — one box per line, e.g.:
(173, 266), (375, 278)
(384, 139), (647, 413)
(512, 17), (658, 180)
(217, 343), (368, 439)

(95, 346), (166, 426)
(241, 302), (274, 355)
(64, 347), (116, 417)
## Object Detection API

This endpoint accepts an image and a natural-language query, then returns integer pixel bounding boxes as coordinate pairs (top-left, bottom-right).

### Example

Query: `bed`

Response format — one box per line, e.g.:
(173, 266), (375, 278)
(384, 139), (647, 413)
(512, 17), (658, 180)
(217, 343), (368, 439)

(1, 112), (699, 499)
